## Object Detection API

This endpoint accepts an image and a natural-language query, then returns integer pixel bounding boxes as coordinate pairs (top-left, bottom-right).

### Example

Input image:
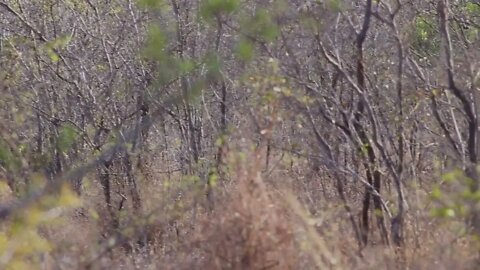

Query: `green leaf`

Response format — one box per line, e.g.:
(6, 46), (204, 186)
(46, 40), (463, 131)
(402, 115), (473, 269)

(0, 140), (21, 172)
(431, 207), (456, 218)
(57, 125), (78, 153)
(441, 168), (463, 183)
(200, 0), (239, 20)
(327, 0), (344, 12)
(248, 9), (278, 42)
(208, 169), (219, 187)
(412, 15), (440, 57)
(143, 26), (167, 61)
(204, 53), (222, 79)
(430, 186), (443, 200)
(48, 51), (60, 62)
(138, 0), (164, 9)
(466, 2), (480, 15)
(43, 35), (71, 62)
(235, 39), (254, 61)
(178, 59), (196, 74)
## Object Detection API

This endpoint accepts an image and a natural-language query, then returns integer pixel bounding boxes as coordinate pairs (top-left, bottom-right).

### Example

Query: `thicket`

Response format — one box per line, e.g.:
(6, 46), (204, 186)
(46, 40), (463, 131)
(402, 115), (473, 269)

(0, 0), (480, 269)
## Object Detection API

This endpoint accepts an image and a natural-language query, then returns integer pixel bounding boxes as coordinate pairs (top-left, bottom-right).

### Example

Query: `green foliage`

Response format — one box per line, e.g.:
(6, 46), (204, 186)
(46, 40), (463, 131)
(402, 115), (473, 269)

(465, 27), (479, 42)
(143, 26), (181, 84)
(44, 36), (71, 62)
(143, 26), (168, 61)
(57, 124), (78, 153)
(200, 0), (239, 20)
(326, 0), (344, 12)
(220, 6), (281, 62)
(215, 134), (227, 147)
(177, 59), (196, 75)
(465, 2), (480, 15)
(208, 169), (219, 187)
(142, 24), (209, 105)
(412, 16), (440, 58)
(242, 9), (279, 42)
(138, 0), (165, 10)
(0, 140), (21, 173)
(235, 38), (254, 61)
(459, 3), (480, 42)
(430, 168), (479, 220)
(203, 53), (221, 80)
(431, 206), (457, 218)
(415, 17), (435, 42)
(0, 183), (81, 269)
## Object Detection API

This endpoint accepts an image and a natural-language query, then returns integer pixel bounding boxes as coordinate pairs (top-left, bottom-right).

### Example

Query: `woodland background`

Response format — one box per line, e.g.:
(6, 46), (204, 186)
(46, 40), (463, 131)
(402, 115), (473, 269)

(0, 0), (480, 269)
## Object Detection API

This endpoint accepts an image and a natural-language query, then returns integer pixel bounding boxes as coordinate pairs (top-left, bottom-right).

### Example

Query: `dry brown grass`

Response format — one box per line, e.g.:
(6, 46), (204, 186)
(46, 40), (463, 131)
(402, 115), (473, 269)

(190, 149), (298, 270)
(20, 144), (480, 270)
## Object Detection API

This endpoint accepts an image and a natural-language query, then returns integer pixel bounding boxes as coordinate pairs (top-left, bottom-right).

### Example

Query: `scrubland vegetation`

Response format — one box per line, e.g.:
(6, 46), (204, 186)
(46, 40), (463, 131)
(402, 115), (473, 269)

(1, 0), (480, 269)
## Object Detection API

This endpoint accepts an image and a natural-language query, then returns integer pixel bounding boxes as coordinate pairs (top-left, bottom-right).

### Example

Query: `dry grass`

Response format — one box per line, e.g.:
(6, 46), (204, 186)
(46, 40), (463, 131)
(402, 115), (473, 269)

(15, 144), (480, 270)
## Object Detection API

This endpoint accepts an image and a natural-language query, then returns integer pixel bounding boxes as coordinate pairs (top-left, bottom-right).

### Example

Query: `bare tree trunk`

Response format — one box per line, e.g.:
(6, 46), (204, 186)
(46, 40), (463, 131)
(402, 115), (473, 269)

(354, 0), (388, 245)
